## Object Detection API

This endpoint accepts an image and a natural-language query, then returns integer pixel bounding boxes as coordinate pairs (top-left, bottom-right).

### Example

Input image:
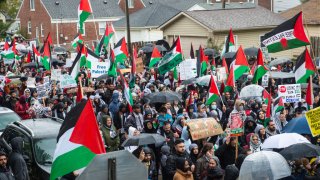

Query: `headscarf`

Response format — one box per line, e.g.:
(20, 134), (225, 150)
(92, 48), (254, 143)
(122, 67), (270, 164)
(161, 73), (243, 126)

(249, 134), (261, 153)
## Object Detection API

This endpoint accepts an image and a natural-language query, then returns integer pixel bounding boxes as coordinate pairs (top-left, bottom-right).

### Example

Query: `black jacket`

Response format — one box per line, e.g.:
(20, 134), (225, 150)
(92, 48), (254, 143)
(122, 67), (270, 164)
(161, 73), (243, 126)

(8, 137), (29, 180)
(164, 150), (193, 180)
(0, 166), (15, 180)
(215, 143), (243, 169)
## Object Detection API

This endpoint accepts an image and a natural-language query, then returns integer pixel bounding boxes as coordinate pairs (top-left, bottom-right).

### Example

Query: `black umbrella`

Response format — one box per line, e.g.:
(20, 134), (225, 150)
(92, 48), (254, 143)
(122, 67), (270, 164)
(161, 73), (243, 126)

(144, 91), (182, 103)
(279, 143), (320, 160)
(51, 58), (65, 66)
(23, 62), (43, 68)
(96, 74), (109, 81)
(181, 77), (197, 85)
(204, 48), (216, 56)
(156, 39), (170, 51)
(140, 45), (167, 53)
(244, 47), (259, 57)
(121, 133), (165, 147)
(53, 46), (67, 54)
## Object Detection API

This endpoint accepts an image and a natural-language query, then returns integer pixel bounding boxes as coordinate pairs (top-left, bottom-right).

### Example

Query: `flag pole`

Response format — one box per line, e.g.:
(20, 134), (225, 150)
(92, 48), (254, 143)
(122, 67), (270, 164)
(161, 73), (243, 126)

(88, 0), (99, 41)
(310, 75), (313, 110)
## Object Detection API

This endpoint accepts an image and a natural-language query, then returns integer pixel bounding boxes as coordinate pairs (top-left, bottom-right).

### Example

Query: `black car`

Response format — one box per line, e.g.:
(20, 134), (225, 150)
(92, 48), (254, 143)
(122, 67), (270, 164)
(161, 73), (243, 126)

(0, 118), (62, 180)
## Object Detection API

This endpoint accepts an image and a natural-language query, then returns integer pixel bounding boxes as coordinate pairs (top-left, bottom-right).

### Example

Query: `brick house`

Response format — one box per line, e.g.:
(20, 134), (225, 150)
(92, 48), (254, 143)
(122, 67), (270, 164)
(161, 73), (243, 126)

(16, 0), (124, 46)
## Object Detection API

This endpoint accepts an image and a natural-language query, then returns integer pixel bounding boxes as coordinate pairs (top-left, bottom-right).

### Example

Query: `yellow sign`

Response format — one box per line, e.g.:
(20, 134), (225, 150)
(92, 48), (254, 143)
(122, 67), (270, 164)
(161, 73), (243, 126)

(305, 107), (320, 137)
(136, 57), (144, 73)
(119, 68), (131, 74)
(186, 118), (223, 141)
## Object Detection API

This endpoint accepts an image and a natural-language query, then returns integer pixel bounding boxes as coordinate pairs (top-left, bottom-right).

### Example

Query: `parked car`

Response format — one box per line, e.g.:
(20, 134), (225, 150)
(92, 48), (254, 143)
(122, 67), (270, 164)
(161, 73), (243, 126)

(0, 117), (63, 180)
(0, 107), (21, 134)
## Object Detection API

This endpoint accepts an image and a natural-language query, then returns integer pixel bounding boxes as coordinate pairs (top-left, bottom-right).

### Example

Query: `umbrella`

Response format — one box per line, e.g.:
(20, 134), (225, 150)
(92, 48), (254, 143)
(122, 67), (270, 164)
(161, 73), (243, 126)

(204, 48), (216, 56)
(76, 150), (148, 180)
(66, 87), (95, 94)
(261, 133), (310, 150)
(181, 77), (197, 85)
(196, 75), (211, 86)
(269, 58), (291, 67)
(53, 46), (67, 55)
(155, 39), (170, 51)
(244, 47), (259, 57)
(267, 71), (295, 79)
(145, 91), (182, 103)
(51, 58), (65, 66)
(239, 151), (291, 180)
(140, 45), (167, 53)
(282, 116), (311, 135)
(121, 133), (165, 147)
(96, 74), (109, 81)
(239, 84), (264, 98)
(223, 52), (236, 68)
(23, 62), (44, 68)
(279, 143), (320, 160)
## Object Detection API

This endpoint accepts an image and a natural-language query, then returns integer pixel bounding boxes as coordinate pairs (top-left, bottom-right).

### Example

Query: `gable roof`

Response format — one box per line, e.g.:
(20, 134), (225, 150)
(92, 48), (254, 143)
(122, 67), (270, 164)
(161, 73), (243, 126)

(280, 0), (320, 25)
(141, 0), (204, 10)
(159, 6), (286, 32)
(192, 2), (256, 10)
(40, 0), (124, 20)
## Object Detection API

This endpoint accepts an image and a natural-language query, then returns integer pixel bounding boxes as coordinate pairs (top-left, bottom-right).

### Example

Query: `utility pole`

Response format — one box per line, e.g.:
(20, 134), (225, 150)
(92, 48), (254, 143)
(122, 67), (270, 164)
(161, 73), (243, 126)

(125, 0), (132, 61)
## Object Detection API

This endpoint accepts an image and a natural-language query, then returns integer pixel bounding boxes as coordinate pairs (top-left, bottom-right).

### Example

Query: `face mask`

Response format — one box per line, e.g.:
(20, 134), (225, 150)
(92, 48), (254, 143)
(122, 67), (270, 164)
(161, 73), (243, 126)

(239, 106), (244, 111)
(211, 105), (217, 110)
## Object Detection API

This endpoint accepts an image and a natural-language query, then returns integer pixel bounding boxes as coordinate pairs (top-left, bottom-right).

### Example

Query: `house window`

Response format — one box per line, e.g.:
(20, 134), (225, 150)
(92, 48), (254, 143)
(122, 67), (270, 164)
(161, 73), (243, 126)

(36, 27), (39, 38)
(77, 23), (85, 36)
(98, 22), (106, 35)
(30, 0), (35, 10)
(28, 21), (32, 34)
(128, 0), (134, 8)
(40, 24), (44, 37)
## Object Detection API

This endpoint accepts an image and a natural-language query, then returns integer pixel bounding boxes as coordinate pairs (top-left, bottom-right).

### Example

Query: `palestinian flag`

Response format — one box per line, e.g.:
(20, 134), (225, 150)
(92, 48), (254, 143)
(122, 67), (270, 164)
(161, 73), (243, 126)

(206, 75), (221, 105)
(233, 46), (249, 81)
(173, 66), (178, 81)
(190, 43), (195, 59)
(78, 0), (92, 35)
(211, 59), (216, 71)
(76, 78), (84, 103)
(113, 37), (128, 64)
(41, 41), (51, 70)
(199, 45), (208, 77)
(221, 28), (236, 56)
(149, 46), (162, 68)
(79, 45), (88, 68)
(294, 48), (316, 83)
(252, 49), (268, 83)
(50, 100), (106, 180)
(224, 65), (235, 93)
(219, 81), (225, 95)
(118, 69), (133, 112)
(107, 47), (117, 77)
(222, 57), (229, 74)
(306, 78), (313, 110)
(273, 96), (284, 114)
(262, 89), (272, 127)
(129, 46), (137, 89)
(69, 45), (84, 80)
(261, 12), (310, 53)
(86, 48), (100, 69)
(158, 37), (183, 75)
(71, 33), (84, 49)
(1, 41), (15, 59)
(95, 23), (115, 56)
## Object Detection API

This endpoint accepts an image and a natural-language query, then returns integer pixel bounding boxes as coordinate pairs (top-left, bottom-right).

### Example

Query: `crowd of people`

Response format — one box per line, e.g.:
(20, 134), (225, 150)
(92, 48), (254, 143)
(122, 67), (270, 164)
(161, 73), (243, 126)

(1, 37), (320, 180)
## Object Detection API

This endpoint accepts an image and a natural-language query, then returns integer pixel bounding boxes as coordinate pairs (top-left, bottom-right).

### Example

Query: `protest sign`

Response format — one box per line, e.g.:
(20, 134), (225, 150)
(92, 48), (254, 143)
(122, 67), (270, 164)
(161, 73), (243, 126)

(120, 68), (131, 74)
(216, 67), (227, 81)
(186, 118), (223, 141)
(60, 74), (77, 88)
(179, 59), (197, 80)
(278, 84), (301, 103)
(91, 61), (110, 78)
(230, 113), (244, 136)
(261, 74), (269, 87)
(36, 84), (47, 99)
(306, 107), (320, 137)
(26, 77), (36, 88)
(136, 57), (144, 73)
(51, 69), (62, 81)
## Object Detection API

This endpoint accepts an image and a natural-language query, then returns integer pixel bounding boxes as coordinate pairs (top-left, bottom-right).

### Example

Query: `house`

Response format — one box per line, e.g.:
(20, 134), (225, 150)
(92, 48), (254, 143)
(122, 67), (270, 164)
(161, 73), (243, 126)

(0, 11), (12, 24)
(280, 0), (320, 57)
(16, 0), (124, 46)
(158, 5), (313, 59)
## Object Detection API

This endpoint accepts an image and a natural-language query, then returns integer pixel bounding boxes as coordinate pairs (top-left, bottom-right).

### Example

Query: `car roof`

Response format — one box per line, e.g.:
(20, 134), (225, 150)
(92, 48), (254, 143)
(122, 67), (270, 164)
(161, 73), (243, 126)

(0, 107), (14, 114)
(12, 118), (62, 139)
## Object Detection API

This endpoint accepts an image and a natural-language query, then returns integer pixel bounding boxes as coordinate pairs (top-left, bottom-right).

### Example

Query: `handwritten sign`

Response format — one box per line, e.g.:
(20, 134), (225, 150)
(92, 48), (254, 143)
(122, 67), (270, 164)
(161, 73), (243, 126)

(27, 77), (36, 88)
(60, 74), (77, 89)
(51, 69), (62, 81)
(186, 118), (223, 141)
(136, 57), (144, 73)
(278, 84), (301, 103)
(306, 107), (320, 137)
(179, 59), (197, 80)
(230, 113), (244, 136)
(91, 61), (110, 78)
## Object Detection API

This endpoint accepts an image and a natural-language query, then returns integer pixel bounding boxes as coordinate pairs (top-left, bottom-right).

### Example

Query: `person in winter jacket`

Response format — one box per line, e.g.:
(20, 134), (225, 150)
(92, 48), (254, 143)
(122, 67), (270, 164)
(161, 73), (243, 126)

(249, 133), (261, 153)
(189, 144), (199, 165)
(0, 151), (15, 180)
(196, 143), (220, 180)
(224, 165), (239, 180)
(142, 147), (158, 180)
(173, 157), (194, 180)
(109, 92), (120, 118)
(215, 137), (243, 169)
(8, 137), (29, 180)
(100, 115), (120, 152)
(96, 104), (110, 124)
(204, 158), (224, 180)
(161, 145), (171, 180)
(14, 96), (31, 120)
(52, 102), (66, 120)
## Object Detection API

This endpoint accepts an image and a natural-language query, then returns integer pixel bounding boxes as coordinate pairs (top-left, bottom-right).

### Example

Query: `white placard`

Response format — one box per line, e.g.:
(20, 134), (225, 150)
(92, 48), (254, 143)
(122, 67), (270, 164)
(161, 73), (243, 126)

(278, 84), (301, 103)
(27, 77), (36, 88)
(90, 61), (110, 78)
(261, 74), (269, 87)
(51, 69), (62, 81)
(4, 58), (14, 65)
(60, 74), (77, 89)
(216, 67), (227, 81)
(179, 59), (197, 80)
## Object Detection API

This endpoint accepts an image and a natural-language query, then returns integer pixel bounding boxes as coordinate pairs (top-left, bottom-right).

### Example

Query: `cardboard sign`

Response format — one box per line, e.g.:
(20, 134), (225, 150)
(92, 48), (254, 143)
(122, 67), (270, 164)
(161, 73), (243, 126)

(306, 107), (320, 137)
(278, 84), (301, 103)
(230, 113), (244, 136)
(136, 57), (144, 73)
(179, 59), (197, 80)
(90, 61), (110, 78)
(216, 67), (227, 81)
(261, 74), (269, 87)
(51, 69), (62, 81)
(60, 74), (77, 88)
(186, 118), (223, 141)
(120, 68), (131, 74)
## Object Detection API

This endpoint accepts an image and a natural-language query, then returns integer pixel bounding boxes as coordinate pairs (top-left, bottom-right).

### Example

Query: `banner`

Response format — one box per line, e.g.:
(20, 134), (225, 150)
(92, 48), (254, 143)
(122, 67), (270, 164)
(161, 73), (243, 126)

(186, 118), (223, 141)
(306, 107), (320, 137)
(136, 57), (144, 73)
(216, 67), (227, 81)
(230, 113), (244, 136)
(91, 61), (110, 78)
(278, 84), (301, 103)
(51, 69), (62, 81)
(261, 74), (269, 87)
(179, 59), (197, 80)
(60, 74), (77, 88)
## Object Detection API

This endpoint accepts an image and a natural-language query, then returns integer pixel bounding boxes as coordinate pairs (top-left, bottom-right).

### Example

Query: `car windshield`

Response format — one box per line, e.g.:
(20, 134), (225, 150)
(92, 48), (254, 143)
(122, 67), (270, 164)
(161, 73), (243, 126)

(0, 113), (21, 131)
(34, 138), (56, 166)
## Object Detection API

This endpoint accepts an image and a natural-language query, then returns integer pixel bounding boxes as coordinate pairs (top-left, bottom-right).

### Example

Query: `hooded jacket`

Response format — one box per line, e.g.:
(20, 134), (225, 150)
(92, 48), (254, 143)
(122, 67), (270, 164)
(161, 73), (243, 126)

(8, 137), (29, 180)
(100, 116), (120, 152)
(109, 93), (120, 116)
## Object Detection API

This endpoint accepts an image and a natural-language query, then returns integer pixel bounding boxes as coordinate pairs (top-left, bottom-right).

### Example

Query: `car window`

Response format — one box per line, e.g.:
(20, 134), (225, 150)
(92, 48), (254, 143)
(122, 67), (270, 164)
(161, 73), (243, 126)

(34, 138), (56, 165)
(0, 113), (21, 131)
